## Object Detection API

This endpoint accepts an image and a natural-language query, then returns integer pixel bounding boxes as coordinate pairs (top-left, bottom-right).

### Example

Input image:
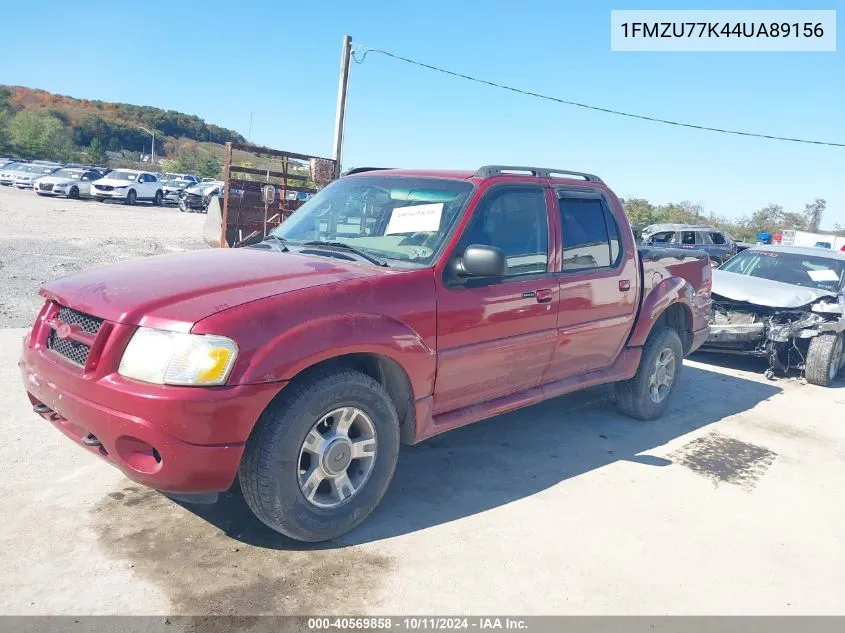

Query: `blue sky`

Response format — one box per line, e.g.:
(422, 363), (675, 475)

(4, 0), (843, 226)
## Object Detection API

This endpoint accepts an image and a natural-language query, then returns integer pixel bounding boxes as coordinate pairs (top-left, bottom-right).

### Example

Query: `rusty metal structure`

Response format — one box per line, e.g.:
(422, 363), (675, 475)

(212, 142), (336, 248)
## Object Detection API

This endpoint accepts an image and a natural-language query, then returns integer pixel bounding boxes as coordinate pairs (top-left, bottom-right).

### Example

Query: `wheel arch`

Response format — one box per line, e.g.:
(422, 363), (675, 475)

(627, 276), (696, 355)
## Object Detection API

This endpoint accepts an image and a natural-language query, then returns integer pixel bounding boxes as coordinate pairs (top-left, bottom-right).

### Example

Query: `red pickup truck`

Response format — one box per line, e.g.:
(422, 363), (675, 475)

(20, 165), (711, 542)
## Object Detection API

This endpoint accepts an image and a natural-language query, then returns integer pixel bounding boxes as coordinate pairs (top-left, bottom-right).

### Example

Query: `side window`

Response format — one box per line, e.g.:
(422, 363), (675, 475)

(459, 188), (549, 277)
(681, 231), (696, 245)
(558, 196), (617, 271)
(650, 231), (675, 244)
(710, 232), (726, 245)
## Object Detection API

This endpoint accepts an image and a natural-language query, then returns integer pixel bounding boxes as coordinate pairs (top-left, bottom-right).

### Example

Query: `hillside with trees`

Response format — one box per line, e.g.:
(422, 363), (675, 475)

(0, 85), (244, 176)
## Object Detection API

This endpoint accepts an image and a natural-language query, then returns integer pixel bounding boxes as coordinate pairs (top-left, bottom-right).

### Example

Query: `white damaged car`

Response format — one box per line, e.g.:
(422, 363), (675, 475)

(700, 245), (845, 386)
(33, 167), (103, 199)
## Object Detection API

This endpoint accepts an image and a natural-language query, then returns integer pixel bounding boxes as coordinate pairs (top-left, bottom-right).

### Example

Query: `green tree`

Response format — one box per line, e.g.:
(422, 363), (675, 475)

(196, 154), (221, 179)
(173, 146), (200, 173)
(86, 137), (108, 166)
(9, 110), (63, 158)
(0, 109), (11, 154)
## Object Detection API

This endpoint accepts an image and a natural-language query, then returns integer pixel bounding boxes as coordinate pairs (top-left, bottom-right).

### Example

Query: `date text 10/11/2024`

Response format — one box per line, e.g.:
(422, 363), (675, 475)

(307, 617), (529, 630)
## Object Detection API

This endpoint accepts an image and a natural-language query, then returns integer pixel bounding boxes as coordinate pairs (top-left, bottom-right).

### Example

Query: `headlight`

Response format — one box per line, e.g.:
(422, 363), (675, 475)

(118, 327), (238, 386)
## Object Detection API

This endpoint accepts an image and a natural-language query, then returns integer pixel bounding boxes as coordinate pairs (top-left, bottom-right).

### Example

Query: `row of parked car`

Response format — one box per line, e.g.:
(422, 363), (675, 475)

(0, 158), (223, 212)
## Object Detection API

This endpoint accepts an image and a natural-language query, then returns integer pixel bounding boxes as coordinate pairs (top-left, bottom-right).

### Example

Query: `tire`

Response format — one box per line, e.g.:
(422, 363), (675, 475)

(805, 333), (844, 387)
(69, 186), (79, 200)
(239, 368), (400, 542)
(153, 190), (163, 206)
(125, 189), (136, 205)
(178, 199), (187, 213)
(615, 326), (684, 421)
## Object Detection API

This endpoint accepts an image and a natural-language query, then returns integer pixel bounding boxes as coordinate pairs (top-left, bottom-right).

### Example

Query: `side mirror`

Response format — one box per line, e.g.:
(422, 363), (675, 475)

(454, 244), (507, 278)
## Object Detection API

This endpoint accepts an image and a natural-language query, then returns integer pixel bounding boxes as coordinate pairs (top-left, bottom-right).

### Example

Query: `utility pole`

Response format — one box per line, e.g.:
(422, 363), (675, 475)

(139, 126), (155, 166)
(332, 34), (352, 179)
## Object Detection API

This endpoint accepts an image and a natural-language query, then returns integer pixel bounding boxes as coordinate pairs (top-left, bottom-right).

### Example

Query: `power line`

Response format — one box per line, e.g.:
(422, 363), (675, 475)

(352, 45), (845, 149)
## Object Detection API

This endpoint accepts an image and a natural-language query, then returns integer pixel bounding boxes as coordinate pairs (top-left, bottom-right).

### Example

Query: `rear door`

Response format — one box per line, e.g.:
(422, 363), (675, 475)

(433, 184), (559, 414)
(546, 189), (639, 380)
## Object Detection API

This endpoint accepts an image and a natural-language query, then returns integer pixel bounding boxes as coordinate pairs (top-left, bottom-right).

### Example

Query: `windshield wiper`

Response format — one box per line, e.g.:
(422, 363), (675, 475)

(261, 234), (289, 252)
(302, 241), (388, 267)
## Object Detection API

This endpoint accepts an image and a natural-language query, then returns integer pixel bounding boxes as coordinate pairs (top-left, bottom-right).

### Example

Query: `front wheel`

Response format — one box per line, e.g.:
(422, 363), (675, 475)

(125, 189), (137, 205)
(805, 333), (844, 387)
(615, 326), (683, 421)
(239, 368), (400, 542)
(69, 186), (80, 200)
(153, 190), (163, 206)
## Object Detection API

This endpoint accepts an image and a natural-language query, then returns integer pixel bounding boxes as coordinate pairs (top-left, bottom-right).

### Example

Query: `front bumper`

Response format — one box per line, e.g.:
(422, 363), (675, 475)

(19, 322), (283, 493)
(92, 189), (128, 199)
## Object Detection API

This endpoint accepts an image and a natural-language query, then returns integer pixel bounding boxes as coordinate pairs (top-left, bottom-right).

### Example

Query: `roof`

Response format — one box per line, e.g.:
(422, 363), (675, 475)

(748, 244), (845, 261)
(343, 167), (605, 183)
(643, 223), (719, 232)
(345, 168), (475, 180)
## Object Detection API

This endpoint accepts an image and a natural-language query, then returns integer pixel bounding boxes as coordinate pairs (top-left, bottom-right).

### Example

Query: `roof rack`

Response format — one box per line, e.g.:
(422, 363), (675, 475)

(474, 165), (603, 183)
(342, 167), (393, 176)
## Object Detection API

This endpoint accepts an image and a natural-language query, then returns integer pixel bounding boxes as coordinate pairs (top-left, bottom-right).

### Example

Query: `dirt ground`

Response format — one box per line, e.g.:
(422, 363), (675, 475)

(1, 185), (844, 616)
(0, 187), (206, 327)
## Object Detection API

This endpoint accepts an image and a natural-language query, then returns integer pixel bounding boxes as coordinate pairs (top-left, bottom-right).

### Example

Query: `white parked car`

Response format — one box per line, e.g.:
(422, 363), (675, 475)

(90, 169), (164, 205)
(13, 164), (62, 188)
(0, 161), (30, 186)
(33, 168), (103, 199)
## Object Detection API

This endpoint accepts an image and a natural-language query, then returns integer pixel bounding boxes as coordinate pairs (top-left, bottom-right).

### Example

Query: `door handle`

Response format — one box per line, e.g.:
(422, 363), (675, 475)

(535, 288), (553, 303)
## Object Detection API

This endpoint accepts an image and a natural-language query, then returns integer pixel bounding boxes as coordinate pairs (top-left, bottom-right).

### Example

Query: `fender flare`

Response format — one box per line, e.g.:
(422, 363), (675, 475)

(627, 276), (696, 349)
(233, 312), (435, 400)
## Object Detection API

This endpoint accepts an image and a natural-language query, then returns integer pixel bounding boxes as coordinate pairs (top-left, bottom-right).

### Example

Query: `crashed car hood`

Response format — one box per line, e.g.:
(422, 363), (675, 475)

(712, 269), (837, 308)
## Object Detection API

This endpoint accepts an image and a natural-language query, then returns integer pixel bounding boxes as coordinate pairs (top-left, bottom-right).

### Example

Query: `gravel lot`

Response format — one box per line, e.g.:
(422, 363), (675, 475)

(0, 186), (206, 327)
(1, 185), (844, 617)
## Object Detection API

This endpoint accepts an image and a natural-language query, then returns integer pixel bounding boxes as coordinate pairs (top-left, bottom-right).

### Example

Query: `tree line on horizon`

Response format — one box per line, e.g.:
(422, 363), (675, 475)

(0, 86), (241, 177)
(621, 198), (841, 242)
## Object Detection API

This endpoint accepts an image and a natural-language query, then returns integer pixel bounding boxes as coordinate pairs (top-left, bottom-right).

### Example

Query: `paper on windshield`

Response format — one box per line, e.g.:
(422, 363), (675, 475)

(385, 203), (443, 235)
(807, 269), (840, 282)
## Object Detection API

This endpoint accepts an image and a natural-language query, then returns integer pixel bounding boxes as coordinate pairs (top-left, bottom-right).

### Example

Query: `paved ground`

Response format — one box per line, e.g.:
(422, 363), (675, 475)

(1, 185), (844, 616)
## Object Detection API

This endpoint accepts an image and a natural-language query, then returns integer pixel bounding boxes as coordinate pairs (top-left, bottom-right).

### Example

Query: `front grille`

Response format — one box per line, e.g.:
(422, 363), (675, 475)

(46, 330), (90, 366)
(39, 183), (54, 191)
(57, 306), (103, 334)
(94, 184), (114, 191)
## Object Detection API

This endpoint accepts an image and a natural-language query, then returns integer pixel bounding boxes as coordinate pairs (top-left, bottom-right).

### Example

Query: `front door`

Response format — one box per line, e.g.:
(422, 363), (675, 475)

(433, 185), (559, 414)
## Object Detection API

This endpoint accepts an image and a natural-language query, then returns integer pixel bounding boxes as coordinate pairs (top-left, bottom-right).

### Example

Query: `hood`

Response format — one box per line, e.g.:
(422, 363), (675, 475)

(40, 248), (394, 331)
(712, 269), (837, 308)
(38, 176), (78, 185)
(95, 176), (138, 186)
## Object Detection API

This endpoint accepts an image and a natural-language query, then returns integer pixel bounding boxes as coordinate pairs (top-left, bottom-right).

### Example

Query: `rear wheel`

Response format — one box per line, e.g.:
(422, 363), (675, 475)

(239, 368), (400, 542)
(615, 326), (683, 420)
(805, 333), (844, 387)
(69, 186), (80, 199)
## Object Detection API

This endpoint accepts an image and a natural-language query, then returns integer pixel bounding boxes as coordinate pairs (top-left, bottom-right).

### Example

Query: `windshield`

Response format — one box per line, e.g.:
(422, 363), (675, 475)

(52, 169), (84, 179)
(272, 176), (474, 265)
(720, 249), (845, 293)
(107, 170), (139, 182)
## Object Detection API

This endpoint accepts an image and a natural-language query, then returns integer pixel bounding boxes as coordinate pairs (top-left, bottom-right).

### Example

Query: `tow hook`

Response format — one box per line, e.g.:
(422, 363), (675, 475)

(82, 433), (103, 447)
